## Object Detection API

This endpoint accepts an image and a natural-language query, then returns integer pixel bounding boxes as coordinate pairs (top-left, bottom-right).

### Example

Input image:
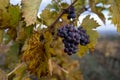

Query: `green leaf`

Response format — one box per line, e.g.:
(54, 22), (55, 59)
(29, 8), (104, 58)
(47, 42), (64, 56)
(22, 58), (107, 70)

(0, 5), (21, 29)
(8, 5), (21, 28)
(109, 0), (120, 32)
(0, 30), (4, 44)
(22, 0), (42, 26)
(77, 16), (100, 56)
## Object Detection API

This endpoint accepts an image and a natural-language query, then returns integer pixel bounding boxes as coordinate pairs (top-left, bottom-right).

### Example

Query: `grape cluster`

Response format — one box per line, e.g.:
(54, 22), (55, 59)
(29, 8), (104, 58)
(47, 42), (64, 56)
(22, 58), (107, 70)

(57, 24), (90, 55)
(67, 6), (76, 19)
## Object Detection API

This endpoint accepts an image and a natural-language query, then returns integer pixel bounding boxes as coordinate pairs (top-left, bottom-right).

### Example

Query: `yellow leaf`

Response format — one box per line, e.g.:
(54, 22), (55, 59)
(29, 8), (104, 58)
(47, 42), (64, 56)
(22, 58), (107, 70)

(22, 0), (42, 26)
(77, 16), (100, 56)
(109, 0), (120, 32)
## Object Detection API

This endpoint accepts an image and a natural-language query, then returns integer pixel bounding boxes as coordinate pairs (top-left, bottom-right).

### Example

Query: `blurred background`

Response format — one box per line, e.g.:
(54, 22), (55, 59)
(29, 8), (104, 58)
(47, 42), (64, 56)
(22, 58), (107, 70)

(0, 0), (120, 80)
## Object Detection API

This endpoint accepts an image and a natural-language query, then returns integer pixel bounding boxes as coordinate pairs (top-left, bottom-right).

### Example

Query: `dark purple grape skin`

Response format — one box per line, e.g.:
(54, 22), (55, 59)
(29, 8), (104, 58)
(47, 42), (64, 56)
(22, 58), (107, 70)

(57, 25), (90, 55)
(67, 6), (76, 19)
(67, 13), (76, 19)
(68, 6), (75, 14)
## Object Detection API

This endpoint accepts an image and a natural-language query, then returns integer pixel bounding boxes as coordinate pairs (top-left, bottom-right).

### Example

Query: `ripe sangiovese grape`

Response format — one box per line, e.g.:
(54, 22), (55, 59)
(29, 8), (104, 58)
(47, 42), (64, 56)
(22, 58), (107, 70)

(57, 24), (90, 55)
(67, 6), (76, 19)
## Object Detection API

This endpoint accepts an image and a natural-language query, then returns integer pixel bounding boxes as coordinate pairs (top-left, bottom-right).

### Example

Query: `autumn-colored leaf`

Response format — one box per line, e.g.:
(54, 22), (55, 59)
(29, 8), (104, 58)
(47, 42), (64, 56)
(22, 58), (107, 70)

(77, 15), (100, 56)
(109, 0), (120, 32)
(22, 0), (42, 26)
(22, 32), (50, 78)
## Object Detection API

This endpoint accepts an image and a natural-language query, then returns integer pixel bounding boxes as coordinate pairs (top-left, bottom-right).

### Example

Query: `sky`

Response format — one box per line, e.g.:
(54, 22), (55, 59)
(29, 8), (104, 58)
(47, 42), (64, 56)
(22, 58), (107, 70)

(10, 0), (119, 35)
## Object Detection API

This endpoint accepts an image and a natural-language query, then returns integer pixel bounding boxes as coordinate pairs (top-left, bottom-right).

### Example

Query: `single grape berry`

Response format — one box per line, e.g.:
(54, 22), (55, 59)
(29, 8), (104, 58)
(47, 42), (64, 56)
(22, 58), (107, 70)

(57, 25), (90, 55)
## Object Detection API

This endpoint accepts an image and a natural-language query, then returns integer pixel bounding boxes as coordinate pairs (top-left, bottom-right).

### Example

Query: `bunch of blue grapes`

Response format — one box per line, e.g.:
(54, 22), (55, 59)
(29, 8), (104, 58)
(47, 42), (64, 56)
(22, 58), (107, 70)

(57, 24), (90, 55)
(67, 6), (76, 19)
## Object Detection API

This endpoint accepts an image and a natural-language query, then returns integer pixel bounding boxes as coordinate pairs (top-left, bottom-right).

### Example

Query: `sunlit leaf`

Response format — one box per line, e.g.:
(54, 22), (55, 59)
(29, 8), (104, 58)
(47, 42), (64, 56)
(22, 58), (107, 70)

(89, 0), (105, 23)
(77, 16), (100, 56)
(22, 0), (42, 26)
(109, 0), (120, 32)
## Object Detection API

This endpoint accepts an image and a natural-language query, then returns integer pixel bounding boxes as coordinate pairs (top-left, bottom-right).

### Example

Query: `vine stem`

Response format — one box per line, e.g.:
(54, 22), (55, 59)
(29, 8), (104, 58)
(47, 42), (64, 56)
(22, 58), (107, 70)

(7, 62), (26, 77)
(49, 0), (78, 29)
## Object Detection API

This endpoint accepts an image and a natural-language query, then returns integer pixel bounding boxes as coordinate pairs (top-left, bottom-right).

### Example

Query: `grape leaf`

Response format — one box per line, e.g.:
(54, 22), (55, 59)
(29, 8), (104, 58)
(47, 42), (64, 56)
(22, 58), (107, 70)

(22, 32), (50, 78)
(89, 0), (105, 23)
(0, 30), (4, 44)
(8, 5), (21, 28)
(0, 5), (20, 30)
(0, 0), (9, 11)
(40, 9), (59, 27)
(74, 0), (85, 17)
(109, 0), (120, 32)
(77, 16), (100, 56)
(22, 0), (42, 26)
(0, 0), (10, 29)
